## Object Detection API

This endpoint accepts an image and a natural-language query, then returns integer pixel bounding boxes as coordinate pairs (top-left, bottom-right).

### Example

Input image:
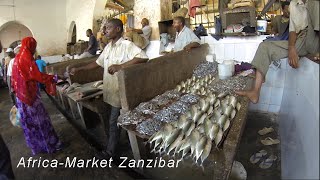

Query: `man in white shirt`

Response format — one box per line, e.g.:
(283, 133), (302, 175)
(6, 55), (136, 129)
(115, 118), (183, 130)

(7, 45), (20, 105)
(126, 18), (152, 49)
(172, 16), (201, 52)
(236, 0), (319, 103)
(71, 19), (148, 158)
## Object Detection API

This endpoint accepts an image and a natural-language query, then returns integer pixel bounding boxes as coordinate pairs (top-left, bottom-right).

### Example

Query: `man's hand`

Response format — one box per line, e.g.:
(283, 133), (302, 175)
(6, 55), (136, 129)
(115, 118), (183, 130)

(69, 67), (78, 75)
(288, 46), (299, 68)
(108, 64), (123, 75)
(183, 45), (192, 53)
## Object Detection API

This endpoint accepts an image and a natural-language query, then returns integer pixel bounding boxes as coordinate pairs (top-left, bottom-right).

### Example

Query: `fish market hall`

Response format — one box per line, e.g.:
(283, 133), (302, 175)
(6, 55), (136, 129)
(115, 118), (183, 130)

(0, 0), (319, 179)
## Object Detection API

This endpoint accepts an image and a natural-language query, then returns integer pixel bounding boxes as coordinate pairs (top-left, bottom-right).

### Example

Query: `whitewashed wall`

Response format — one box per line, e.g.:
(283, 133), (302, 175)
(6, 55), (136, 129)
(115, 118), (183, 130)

(0, 0), (67, 56)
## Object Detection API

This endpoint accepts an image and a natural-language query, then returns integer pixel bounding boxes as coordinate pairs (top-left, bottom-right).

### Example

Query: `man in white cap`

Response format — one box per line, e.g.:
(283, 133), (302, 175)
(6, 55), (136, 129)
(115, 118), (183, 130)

(4, 48), (15, 84)
(7, 45), (21, 105)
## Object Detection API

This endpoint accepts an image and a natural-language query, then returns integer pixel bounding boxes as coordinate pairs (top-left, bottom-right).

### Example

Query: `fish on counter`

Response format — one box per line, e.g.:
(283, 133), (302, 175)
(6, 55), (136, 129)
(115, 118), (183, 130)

(147, 92), (242, 168)
(117, 111), (145, 126)
(92, 80), (103, 88)
(136, 119), (162, 136)
(193, 61), (218, 79)
(208, 75), (248, 96)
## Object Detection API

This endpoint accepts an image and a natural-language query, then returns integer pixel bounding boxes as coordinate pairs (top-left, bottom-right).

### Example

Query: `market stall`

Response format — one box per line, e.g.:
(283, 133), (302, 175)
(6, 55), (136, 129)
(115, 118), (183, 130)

(116, 44), (253, 179)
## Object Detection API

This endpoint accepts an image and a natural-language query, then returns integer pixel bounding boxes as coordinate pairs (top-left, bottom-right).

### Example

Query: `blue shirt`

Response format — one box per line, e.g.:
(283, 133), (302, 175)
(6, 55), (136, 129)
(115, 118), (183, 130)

(35, 59), (47, 72)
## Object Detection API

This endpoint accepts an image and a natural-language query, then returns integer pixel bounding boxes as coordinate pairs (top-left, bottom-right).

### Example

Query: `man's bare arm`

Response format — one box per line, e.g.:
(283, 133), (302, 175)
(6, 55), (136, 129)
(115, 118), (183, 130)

(108, 57), (148, 74)
(70, 61), (99, 75)
(288, 31), (299, 68)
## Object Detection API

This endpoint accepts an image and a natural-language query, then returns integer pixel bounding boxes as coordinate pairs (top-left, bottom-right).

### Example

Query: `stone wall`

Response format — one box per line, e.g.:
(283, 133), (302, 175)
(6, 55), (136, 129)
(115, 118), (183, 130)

(0, 0), (67, 56)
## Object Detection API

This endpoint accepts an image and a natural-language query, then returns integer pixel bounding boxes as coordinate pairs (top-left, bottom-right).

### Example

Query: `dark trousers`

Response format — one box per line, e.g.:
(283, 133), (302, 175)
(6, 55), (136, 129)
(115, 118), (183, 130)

(0, 135), (14, 180)
(104, 105), (121, 156)
(6, 76), (15, 106)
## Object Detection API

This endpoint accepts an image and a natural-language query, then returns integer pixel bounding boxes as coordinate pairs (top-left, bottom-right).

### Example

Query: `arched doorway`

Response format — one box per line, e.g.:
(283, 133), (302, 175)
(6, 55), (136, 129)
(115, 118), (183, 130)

(0, 21), (33, 48)
(68, 21), (77, 44)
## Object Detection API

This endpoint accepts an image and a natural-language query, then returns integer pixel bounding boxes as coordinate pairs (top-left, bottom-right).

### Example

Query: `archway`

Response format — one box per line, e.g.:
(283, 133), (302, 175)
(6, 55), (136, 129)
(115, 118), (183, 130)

(0, 21), (33, 48)
(68, 21), (77, 44)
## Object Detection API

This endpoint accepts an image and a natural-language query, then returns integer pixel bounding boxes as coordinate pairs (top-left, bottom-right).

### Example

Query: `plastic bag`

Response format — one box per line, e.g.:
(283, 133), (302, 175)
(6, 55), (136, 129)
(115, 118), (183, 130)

(9, 105), (21, 128)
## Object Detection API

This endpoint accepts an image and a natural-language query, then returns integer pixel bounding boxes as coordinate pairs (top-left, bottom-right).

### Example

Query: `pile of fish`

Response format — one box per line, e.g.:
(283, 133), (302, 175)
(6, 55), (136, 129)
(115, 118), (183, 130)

(136, 119), (163, 136)
(118, 90), (191, 127)
(175, 74), (215, 96)
(118, 111), (146, 126)
(193, 61), (218, 78)
(208, 75), (248, 96)
(147, 92), (241, 167)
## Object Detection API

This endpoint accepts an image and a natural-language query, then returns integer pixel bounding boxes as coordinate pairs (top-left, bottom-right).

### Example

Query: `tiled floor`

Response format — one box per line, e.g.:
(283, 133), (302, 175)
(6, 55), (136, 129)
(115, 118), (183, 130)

(235, 111), (281, 180)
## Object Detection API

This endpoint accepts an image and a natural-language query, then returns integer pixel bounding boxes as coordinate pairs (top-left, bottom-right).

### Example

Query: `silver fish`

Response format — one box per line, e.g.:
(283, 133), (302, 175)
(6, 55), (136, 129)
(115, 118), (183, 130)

(192, 76), (196, 82)
(197, 113), (207, 126)
(151, 138), (163, 153)
(223, 105), (234, 118)
(236, 102), (241, 111)
(215, 106), (223, 115)
(180, 81), (186, 88)
(207, 106), (214, 115)
(182, 121), (193, 134)
(192, 107), (203, 123)
(199, 99), (210, 112)
(185, 111), (192, 119)
(217, 115), (228, 129)
(204, 75), (209, 83)
(186, 79), (192, 86)
(148, 129), (163, 144)
(189, 129), (201, 156)
(167, 130), (184, 156)
(208, 123), (219, 140)
(173, 138), (185, 156)
(161, 129), (182, 154)
(210, 123), (223, 145)
(176, 114), (188, 127)
(148, 123), (174, 149)
(176, 85), (182, 92)
(231, 109), (237, 120)
(185, 122), (196, 137)
(177, 139), (192, 160)
(214, 99), (221, 108)
(229, 96), (237, 108)
(210, 110), (222, 122)
(204, 119), (213, 138)
(206, 95), (217, 105)
(197, 124), (205, 134)
(200, 138), (212, 166)
(218, 92), (228, 98)
(194, 136), (207, 163)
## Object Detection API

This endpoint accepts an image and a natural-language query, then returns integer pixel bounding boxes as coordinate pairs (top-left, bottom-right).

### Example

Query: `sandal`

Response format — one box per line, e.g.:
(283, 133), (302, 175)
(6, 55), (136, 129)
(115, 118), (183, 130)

(250, 149), (267, 164)
(261, 137), (280, 146)
(258, 127), (274, 136)
(259, 155), (277, 169)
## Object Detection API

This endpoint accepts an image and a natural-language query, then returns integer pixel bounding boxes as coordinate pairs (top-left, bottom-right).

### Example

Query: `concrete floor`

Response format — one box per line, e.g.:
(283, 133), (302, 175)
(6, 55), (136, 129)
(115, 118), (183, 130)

(0, 87), (281, 180)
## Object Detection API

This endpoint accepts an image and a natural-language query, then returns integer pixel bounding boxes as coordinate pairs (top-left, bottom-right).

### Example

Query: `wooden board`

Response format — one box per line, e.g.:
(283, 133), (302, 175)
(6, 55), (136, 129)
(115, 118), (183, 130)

(118, 44), (209, 111)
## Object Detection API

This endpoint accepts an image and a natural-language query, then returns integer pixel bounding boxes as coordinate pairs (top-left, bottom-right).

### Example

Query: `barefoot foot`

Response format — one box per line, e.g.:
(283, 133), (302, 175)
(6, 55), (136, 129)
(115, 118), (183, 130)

(235, 90), (259, 104)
